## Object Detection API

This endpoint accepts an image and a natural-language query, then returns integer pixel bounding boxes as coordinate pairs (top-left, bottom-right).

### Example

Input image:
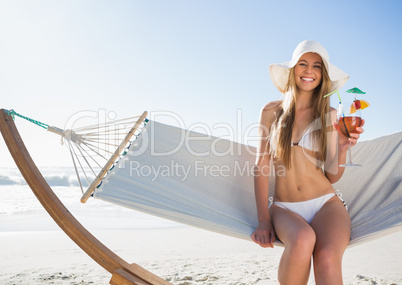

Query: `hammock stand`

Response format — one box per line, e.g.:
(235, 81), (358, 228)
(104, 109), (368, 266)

(2, 107), (402, 283)
(0, 109), (171, 285)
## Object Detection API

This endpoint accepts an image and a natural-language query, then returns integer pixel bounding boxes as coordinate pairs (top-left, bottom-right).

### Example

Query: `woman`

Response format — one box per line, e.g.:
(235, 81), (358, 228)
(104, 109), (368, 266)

(251, 40), (364, 285)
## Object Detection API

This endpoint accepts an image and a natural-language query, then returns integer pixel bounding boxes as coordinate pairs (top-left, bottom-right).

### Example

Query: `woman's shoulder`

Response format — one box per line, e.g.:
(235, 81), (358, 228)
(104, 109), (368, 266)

(261, 100), (282, 113)
(258, 100), (282, 127)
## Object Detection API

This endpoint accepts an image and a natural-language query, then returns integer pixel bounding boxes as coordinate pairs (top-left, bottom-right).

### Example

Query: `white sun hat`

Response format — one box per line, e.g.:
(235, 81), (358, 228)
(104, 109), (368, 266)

(269, 40), (349, 93)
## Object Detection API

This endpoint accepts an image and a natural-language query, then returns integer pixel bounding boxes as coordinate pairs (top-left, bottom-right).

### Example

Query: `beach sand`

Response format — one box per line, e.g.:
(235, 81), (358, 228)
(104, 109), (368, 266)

(1, 210), (401, 285)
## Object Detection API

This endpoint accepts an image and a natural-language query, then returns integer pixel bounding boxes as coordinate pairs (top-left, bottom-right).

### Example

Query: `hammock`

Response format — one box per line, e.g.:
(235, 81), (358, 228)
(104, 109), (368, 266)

(93, 120), (402, 247)
(5, 109), (402, 246)
(2, 109), (402, 285)
(3, 109), (400, 285)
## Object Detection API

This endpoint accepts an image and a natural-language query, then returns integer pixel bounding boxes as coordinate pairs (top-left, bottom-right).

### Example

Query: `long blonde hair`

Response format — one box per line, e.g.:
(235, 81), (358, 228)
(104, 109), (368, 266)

(269, 63), (332, 168)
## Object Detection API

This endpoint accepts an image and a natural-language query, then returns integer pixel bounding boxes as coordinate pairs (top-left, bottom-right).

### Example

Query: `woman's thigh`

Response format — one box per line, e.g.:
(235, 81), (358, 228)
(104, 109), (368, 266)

(270, 204), (316, 246)
(310, 196), (351, 252)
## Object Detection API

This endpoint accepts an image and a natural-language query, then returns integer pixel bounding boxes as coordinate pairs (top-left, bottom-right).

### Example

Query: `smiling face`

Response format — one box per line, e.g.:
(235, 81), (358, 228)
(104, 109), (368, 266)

(294, 52), (323, 94)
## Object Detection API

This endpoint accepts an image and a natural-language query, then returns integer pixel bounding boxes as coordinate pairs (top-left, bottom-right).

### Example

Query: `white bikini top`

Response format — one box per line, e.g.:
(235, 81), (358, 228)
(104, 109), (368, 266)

(270, 127), (319, 154)
(291, 127), (319, 152)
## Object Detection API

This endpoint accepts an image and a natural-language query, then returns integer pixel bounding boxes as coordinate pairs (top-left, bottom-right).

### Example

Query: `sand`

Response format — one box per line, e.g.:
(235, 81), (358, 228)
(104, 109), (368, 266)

(1, 210), (402, 285)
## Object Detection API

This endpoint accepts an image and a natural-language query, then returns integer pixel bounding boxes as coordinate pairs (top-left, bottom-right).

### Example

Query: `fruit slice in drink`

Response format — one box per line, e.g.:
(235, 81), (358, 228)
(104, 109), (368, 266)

(349, 99), (370, 114)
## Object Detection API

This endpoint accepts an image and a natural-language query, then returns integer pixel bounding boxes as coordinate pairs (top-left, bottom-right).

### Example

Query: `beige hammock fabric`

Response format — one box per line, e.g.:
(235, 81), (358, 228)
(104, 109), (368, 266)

(94, 121), (402, 246)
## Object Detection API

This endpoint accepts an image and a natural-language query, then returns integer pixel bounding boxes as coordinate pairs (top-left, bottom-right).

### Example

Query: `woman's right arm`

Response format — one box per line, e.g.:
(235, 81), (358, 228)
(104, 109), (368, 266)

(251, 102), (278, 248)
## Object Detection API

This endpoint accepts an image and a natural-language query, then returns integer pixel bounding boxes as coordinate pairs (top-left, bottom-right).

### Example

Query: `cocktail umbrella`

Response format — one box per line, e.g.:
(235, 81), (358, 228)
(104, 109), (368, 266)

(346, 87), (366, 94)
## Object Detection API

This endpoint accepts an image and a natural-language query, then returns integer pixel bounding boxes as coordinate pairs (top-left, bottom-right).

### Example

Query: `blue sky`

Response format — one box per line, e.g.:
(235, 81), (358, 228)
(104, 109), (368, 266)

(1, 0), (401, 167)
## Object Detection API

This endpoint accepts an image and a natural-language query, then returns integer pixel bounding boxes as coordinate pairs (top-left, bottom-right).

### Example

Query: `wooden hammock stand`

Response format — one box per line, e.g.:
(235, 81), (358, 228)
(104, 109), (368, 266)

(0, 109), (172, 285)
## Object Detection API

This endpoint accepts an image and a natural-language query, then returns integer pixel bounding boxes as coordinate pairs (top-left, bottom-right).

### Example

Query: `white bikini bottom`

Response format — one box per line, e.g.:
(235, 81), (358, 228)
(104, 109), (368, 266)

(270, 191), (348, 224)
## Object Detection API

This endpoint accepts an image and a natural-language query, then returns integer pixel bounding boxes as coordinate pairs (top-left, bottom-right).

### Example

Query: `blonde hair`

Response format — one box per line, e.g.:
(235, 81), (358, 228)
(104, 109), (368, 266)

(269, 62), (331, 168)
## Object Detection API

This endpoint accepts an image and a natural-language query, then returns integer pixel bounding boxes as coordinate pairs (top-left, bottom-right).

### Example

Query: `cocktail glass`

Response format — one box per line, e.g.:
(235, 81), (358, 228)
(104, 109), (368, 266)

(337, 103), (362, 167)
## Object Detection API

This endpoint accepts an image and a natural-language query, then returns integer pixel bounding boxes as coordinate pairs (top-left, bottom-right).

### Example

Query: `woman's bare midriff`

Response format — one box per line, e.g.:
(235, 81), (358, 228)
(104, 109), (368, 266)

(273, 146), (334, 202)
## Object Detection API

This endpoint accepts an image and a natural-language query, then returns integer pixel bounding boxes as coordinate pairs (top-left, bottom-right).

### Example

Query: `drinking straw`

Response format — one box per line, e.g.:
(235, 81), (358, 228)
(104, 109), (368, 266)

(324, 90), (342, 103)
(325, 90), (345, 118)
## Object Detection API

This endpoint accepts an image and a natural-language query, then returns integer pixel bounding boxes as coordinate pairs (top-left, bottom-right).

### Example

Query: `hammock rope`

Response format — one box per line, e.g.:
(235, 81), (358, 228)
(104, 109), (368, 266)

(8, 109), (148, 195)
(7, 109), (49, 129)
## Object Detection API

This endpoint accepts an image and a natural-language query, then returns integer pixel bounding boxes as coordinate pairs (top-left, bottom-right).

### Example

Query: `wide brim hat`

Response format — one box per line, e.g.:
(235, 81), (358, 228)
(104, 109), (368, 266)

(269, 40), (349, 93)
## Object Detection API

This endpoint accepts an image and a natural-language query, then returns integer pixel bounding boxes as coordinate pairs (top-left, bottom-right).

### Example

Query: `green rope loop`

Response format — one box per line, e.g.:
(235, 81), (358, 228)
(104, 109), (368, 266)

(7, 109), (49, 130)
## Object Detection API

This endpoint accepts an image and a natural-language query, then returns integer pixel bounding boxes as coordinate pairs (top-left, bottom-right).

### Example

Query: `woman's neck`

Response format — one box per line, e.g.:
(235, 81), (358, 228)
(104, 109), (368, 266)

(295, 90), (314, 110)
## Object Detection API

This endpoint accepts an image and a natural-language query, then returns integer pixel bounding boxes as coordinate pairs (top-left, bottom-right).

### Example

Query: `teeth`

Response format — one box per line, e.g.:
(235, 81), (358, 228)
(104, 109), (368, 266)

(301, 77), (314, 82)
